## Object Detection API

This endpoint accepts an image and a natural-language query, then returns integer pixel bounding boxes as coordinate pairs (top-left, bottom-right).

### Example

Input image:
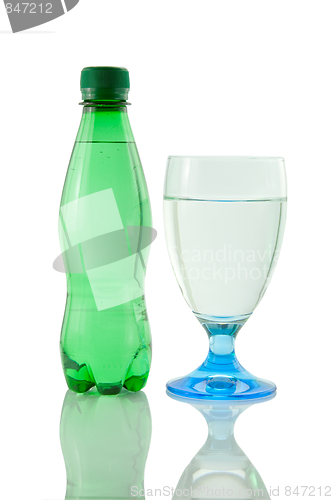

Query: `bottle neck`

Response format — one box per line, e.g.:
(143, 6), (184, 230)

(76, 101), (134, 143)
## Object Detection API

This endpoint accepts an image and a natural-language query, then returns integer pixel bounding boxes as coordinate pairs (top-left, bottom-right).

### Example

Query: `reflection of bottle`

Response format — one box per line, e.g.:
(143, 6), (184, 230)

(172, 399), (270, 500)
(60, 389), (151, 499)
(59, 67), (152, 395)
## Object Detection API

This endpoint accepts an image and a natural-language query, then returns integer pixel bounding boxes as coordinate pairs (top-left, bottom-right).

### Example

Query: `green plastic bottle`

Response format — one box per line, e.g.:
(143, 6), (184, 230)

(58, 67), (152, 395)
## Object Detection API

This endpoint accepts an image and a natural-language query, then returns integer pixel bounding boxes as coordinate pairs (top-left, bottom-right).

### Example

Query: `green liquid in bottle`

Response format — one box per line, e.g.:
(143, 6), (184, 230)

(59, 68), (152, 395)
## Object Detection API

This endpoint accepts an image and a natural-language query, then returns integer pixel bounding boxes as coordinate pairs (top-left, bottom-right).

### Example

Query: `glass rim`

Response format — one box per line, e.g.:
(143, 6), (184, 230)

(167, 155), (284, 161)
(165, 155), (287, 200)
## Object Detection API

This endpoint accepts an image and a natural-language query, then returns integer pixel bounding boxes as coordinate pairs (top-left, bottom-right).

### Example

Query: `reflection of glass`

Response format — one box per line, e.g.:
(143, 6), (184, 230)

(60, 389), (151, 499)
(169, 393), (272, 500)
(164, 157), (287, 400)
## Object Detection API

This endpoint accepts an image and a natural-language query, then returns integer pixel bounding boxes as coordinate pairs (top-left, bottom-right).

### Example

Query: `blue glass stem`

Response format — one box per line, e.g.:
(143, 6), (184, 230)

(202, 321), (243, 374)
(166, 315), (277, 400)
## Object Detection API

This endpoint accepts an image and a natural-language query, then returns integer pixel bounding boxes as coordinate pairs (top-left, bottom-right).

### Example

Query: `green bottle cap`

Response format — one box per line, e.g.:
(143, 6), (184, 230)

(80, 66), (130, 101)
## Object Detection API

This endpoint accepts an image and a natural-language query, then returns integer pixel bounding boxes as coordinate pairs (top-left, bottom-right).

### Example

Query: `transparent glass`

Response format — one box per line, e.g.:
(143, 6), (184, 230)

(164, 156), (287, 400)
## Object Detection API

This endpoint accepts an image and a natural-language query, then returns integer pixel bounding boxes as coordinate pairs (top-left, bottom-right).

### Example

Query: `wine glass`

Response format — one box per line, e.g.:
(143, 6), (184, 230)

(164, 156), (287, 400)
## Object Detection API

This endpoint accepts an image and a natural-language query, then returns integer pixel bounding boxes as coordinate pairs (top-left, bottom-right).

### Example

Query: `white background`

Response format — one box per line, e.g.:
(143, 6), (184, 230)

(1, 1), (333, 499)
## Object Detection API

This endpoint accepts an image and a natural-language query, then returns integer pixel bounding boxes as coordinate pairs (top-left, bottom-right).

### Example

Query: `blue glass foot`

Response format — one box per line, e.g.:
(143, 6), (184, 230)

(166, 319), (276, 401)
(166, 369), (276, 401)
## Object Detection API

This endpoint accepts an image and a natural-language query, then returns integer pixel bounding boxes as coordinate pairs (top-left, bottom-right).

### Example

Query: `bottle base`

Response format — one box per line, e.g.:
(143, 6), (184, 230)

(61, 347), (150, 395)
(65, 372), (149, 395)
